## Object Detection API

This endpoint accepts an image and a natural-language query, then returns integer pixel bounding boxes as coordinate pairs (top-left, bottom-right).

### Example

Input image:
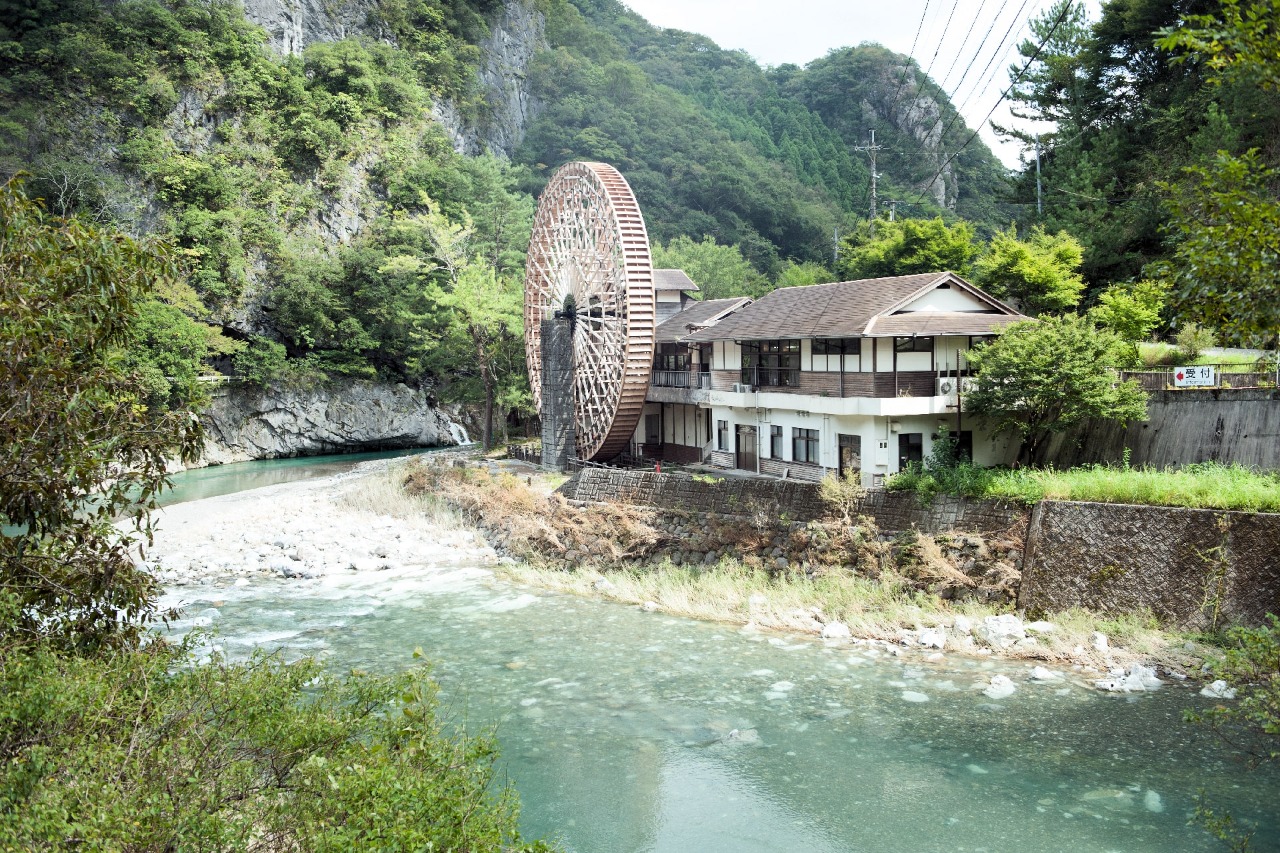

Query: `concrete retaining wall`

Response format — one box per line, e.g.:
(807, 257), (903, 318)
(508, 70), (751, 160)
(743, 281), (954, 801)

(1044, 389), (1280, 469)
(1020, 500), (1280, 630)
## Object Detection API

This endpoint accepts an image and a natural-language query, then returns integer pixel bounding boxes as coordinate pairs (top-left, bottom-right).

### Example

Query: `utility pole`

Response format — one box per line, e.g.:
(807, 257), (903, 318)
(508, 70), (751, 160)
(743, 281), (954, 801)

(887, 199), (897, 222)
(1035, 134), (1043, 218)
(855, 129), (884, 234)
(832, 226), (840, 269)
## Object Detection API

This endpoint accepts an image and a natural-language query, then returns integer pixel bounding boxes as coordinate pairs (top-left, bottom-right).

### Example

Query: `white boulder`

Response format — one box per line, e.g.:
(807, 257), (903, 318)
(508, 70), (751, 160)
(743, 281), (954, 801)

(1094, 664), (1162, 693)
(821, 621), (853, 640)
(1200, 679), (1237, 699)
(982, 674), (1016, 699)
(917, 627), (947, 649)
(975, 614), (1026, 649)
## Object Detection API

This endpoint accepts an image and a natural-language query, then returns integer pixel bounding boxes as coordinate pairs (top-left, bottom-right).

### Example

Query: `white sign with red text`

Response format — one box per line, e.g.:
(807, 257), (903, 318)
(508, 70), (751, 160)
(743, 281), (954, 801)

(1174, 366), (1216, 387)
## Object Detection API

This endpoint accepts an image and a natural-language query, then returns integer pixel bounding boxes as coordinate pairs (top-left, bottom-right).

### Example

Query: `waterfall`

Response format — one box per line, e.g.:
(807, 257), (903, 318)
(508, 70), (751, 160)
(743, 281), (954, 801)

(448, 422), (474, 446)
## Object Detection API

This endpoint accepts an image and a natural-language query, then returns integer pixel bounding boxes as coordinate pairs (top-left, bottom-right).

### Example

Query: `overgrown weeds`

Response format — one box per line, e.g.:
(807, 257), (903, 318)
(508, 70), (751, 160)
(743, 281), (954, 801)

(888, 460), (1280, 512)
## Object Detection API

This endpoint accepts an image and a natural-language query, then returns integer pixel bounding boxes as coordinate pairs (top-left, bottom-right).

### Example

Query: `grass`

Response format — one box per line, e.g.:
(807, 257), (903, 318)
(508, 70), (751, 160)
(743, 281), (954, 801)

(1136, 342), (1263, 368)
(337, 462), (465, 529)
(889, 461), (1280, 512)
(500, 557), (1189, 668)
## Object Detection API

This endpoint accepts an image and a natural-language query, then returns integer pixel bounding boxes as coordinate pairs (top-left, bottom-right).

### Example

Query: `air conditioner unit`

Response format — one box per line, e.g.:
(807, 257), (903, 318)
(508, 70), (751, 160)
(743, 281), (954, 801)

(937, 377), (957, 396)
(731, 383), (751, 393)
(960, 377), (979, 393)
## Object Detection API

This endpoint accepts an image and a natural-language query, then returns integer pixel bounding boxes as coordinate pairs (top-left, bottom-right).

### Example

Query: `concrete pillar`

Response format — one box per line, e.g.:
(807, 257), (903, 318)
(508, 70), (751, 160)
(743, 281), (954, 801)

(540, 316), (576, 470)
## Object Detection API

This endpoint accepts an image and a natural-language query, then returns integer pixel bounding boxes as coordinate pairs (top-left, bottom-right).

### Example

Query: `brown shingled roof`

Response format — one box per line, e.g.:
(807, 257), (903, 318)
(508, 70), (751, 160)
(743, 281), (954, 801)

(655, 297), (752, 344)
(653, 268), (699, 293)
(683, 272), (1027, 342)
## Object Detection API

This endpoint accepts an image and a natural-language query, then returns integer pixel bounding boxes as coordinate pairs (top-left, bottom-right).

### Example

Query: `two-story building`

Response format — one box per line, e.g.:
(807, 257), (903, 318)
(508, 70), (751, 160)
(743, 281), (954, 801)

(634, 271), (1029, 486)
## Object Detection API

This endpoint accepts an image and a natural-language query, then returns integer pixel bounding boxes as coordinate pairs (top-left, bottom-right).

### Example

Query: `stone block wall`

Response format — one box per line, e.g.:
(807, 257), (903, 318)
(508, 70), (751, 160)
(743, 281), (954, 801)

(559, 468), (1025, 534)
(558, 470), (1280, 627)
(1020, 501), (1280, 629)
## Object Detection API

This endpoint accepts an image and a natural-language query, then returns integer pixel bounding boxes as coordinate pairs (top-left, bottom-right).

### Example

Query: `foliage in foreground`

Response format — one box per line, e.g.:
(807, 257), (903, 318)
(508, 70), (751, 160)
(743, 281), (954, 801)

(0, 181), (547, 850)
(888, 458), (1280, 513)
(0, 618), (549, 852)
(0, 180), (203, 652)
(1186, 614), (1280, 851)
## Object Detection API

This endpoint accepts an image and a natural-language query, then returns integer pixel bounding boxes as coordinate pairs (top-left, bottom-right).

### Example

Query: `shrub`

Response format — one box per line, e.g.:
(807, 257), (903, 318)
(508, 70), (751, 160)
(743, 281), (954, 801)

(1176, 321), (1218, 361)
(0, 616), (550, 852)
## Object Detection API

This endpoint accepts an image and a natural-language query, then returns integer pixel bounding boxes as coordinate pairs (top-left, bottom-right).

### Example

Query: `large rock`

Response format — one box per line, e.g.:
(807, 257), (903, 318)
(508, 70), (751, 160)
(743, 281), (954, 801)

(199, 380), (464, 465)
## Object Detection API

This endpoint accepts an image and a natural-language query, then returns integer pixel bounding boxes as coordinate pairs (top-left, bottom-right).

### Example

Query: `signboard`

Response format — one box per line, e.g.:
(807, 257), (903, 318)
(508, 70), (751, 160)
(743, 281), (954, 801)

(1174, 365), (1216, 387)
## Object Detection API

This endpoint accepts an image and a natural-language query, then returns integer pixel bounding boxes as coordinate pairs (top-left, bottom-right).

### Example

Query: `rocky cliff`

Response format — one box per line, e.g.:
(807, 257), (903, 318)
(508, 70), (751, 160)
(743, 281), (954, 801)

(237, 0), (544, 159)
(199, 381), (467, 466)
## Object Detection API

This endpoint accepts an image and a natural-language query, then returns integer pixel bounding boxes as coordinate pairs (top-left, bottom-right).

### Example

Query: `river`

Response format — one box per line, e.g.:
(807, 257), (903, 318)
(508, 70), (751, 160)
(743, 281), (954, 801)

(153, 455), (1280, 852)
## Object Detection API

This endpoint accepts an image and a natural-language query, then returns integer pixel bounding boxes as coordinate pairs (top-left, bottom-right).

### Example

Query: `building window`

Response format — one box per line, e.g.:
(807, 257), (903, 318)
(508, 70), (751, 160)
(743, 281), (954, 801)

(893, 336), (934, 353)
(812, 338), (861, 355)
(770, 425), (783, 458)
(717, 419), (728, 451)
(741, 339), (800, 387)
(792, 427), (819, 464)
(654, 343), (690, 371)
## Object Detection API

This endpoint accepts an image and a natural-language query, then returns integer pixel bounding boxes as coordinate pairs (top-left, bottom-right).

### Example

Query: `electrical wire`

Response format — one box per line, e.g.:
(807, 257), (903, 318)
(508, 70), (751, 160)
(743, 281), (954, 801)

(938, 0), (994, 92)
(913, 0), (1079, 206)
(886, 0), (935, 121)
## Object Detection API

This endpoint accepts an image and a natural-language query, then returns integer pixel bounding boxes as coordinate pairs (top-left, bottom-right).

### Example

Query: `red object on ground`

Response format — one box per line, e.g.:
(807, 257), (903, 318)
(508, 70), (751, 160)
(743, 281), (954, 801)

(655, 462), (661, 474)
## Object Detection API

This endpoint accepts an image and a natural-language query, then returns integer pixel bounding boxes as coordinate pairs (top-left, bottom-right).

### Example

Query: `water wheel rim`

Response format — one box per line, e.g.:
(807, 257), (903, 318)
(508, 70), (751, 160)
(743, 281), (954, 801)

(524, 162), (655, 462)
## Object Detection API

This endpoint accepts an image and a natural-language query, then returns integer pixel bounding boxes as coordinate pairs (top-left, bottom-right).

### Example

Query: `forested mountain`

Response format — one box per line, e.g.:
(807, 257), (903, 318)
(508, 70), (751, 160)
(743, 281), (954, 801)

(0, 0), (1017, 399)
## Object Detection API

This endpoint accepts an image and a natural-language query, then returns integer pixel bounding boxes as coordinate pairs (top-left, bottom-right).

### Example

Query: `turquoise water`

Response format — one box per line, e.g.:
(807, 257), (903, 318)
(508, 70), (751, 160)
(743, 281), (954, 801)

(165, 563), (1280, 852)
(158, 448), (439, 506)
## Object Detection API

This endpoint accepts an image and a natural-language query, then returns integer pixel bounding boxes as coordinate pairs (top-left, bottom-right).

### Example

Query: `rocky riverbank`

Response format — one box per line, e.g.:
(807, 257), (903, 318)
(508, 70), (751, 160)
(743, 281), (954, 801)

(145, 459), (497, 593)
(143, 457), (1222, 697)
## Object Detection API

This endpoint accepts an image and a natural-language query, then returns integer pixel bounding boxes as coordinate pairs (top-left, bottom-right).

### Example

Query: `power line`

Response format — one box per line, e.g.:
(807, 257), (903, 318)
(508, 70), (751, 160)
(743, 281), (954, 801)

(914, 0), (1079, 206)
(952, 0), (1037, 115)
(886, 0), (935, 122)
(938, 0), (994, 92)
(921, 0), (964, 82)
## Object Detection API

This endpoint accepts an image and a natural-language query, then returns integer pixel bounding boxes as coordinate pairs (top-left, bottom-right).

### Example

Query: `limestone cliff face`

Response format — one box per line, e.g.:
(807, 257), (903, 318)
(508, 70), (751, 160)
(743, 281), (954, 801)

(862, 63), (956, 210)
(235, 0), (544, 158)
(237, 0), (382, 57)
(431, 0), (546, 158)
(199, 380), (467, 466)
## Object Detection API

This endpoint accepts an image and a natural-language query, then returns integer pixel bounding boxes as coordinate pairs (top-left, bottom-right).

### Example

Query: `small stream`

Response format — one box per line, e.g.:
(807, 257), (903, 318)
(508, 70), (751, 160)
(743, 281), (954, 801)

(159, 457), (1280, 852)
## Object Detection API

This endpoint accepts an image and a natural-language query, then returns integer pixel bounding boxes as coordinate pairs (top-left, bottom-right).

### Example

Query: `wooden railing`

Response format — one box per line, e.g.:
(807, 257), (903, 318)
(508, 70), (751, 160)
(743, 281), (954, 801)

(1119, 365), (1276, 392)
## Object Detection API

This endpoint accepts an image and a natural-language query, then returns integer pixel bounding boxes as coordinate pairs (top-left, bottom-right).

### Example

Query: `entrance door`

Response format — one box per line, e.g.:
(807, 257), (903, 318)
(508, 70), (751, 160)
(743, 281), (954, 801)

(644, 414), (660, 444)
(898, 432), (923, 472)
(838, 434), (861, 480)
(735, 425), (758, 472)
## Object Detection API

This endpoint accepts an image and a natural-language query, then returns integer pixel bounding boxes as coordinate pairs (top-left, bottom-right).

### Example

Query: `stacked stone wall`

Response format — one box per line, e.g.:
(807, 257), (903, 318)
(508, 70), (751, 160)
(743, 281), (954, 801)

(557, 469), (1280, 627)
(559, 469), (1025, 534)
(1020, 501), (1280, 630)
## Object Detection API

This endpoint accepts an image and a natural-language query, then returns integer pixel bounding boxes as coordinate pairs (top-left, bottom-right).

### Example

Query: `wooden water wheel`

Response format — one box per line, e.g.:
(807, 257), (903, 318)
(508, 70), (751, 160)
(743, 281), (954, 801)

(524, 162), (655, 462)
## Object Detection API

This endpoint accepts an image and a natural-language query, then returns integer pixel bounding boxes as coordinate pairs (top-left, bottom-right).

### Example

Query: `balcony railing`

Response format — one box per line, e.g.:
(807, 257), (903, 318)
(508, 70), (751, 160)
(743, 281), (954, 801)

(651, 369), (692, 388)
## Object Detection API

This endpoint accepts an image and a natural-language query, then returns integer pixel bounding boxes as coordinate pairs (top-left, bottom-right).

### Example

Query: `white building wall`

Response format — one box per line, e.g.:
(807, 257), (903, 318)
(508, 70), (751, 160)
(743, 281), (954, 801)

(704, 403), (1017, 486)
(898, 286), (990, 312)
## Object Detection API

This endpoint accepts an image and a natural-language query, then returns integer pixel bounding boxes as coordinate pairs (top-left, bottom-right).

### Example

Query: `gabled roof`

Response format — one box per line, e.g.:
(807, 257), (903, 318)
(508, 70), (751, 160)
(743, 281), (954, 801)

(653, 268), (699, 293)
(655, 297), (752, 344)
(683, 272), (1027, 342)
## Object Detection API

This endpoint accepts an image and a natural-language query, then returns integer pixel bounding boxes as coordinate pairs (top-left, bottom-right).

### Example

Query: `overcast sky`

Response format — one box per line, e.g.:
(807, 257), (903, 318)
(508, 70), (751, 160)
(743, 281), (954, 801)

(622, 0), (1103, 170)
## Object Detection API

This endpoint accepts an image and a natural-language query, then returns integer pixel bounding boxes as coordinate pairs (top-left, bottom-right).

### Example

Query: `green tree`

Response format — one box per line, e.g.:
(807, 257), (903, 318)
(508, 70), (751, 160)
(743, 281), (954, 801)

(651, 235), (767, 299)
(1089, 278), (1170, 363)
(973, 224), (1085, 316)
(1155, 150), (1280, 348)
(964, 315), (1147, 465)
(0, 179), (202, 652)
(1157, 0), (1280, 91)
(837, 217), (976, 281)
